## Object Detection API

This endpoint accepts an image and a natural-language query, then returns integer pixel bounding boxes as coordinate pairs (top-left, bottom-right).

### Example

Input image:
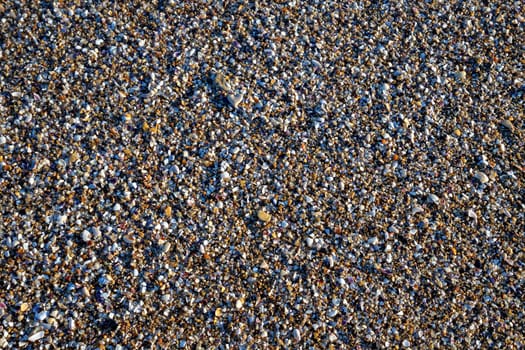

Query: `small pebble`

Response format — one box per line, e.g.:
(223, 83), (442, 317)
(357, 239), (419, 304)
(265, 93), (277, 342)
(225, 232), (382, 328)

(81, 230), (92, 242)
(28, 331), (44, 342)
(257, 209), (271, 223)
(293, 328), (301, 342)
(427, 193), (440, 205)
(227, 93), (243, 108)
(474, 171), (489, 184)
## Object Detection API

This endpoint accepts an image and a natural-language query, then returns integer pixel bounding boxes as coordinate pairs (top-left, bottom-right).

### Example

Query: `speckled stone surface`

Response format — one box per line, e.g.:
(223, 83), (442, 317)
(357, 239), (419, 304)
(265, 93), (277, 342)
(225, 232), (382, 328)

(0, 1), (523, 349)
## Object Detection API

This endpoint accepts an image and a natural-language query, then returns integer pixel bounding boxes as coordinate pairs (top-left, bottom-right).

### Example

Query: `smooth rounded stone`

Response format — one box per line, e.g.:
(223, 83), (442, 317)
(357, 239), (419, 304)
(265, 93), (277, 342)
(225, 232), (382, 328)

(235, 298), (244, 310)
(179, 340), (187, 348)
(20, 302), (30, 313)
(36, 310), (48, 321)
(328, 333), (338, 342)
(368, 236), (379, 245)
(474, 171), (489, 184)
(427, 193), (440, 205)
(227, 93), (243, 108)
(113, 203), (121, 211)
(305, 237), (314, 248)
(0, 135), (6, 145)
(81, 230), (92, 242)
(500, 119), (514, 131)
(28, 330), (45, 342)
(292, 328), (301, 342)
(80, 286), (90, 297)
(56, 214), (67, 225)
(257, 209), (271, 223)
(402, 339), (411, 347)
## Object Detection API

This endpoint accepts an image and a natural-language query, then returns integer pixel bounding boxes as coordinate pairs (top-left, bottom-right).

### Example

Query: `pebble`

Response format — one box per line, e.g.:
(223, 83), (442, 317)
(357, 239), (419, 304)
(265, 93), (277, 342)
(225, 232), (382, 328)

(500, 119), (514, 131)
(81, 230), (92, 242)
(257, 209), (272, 223)
(427, 193), (440, 205)
(227, 93), (243, 108)
(27, 331), (44, 342)
(474, 171), (490, 184)
(0, 2), (523, 349)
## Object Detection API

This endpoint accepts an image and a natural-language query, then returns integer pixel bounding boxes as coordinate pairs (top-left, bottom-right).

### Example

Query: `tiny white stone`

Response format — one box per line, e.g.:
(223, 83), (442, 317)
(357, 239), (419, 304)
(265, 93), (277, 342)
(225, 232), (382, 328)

(0, 135), (6, 145)
(327, 309), (338, 318)
(81, 230), (92, 242)
(113, 203), (121, 211)
(57, 214), (67, 225)
(227, 93), (243, 108)
(36, 311), (48, 321)
(402, 339), (411, 347)
(235, 299), (243, 309)
(306, 237), (314, 247)
(28, 330), (45, 342)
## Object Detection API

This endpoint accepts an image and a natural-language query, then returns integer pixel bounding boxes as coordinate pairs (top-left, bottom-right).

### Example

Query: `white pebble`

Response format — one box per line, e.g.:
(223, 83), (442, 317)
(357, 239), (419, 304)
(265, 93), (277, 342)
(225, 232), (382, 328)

(328, 333), (338, 342)
(28, 330), (45, 342)
(56, 214), (67, 225)
(81, 230), (92, 242)
(113, 203), (121, 211)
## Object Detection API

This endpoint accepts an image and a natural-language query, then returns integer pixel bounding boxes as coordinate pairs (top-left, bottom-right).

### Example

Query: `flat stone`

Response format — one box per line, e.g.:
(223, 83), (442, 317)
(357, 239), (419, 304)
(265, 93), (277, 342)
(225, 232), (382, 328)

(257, 209), (271, 222)
(28, 330), (44, 342)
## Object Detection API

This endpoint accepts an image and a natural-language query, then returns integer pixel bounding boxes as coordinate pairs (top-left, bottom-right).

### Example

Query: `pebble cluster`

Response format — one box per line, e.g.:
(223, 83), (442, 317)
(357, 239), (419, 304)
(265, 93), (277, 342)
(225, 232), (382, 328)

(1, 0), (524, 349)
